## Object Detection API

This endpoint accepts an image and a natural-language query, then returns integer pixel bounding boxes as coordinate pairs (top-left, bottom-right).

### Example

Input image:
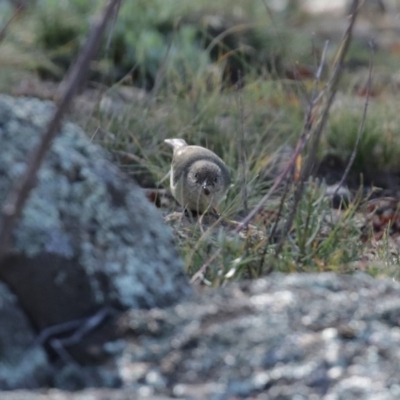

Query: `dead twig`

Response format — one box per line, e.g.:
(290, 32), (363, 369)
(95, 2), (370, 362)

(235, 72), (248, 214)
(333, 41), (374, 198)
(191, 0), (360, 283)
(0, 0), (122, 264)
(0, 4), (23, 43)
(274, 1), (360, 257)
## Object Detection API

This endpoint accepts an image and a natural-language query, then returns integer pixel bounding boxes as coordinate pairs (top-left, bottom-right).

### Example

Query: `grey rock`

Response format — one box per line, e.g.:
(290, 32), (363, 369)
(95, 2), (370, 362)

(114, 272), (400, 399)
(0, 281), (49, 389)
(1, 272), (400, 398)
(0, 95), (191, 331)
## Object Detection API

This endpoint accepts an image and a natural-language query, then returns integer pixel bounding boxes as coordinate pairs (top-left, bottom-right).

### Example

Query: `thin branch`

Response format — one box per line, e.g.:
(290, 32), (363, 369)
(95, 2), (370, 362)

(333, 42), (374, 198)
(274, 1), (360, 257)
(315, 41), (329, 83)
(310, 39), (329, 105)
(236, 72), (248, 214)
(0, 4), (23, 43)
(191, 0), (360, 283)
(0, 0), (122, 263)
(304, 5), (359, 181)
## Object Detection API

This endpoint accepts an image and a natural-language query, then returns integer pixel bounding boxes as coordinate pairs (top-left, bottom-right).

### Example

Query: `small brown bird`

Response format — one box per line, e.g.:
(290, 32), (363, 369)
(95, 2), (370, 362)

(164, 138), (231, 213)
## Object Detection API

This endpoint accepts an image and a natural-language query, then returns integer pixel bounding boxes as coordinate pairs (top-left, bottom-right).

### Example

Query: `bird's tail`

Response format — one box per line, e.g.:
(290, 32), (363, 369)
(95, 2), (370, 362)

(164, 138), (188, 149)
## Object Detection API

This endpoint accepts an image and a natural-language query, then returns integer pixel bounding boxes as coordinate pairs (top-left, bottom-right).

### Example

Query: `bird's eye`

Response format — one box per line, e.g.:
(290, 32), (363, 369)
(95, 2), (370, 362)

(194, 173), (199, 179)
(214, 177), (218, 183)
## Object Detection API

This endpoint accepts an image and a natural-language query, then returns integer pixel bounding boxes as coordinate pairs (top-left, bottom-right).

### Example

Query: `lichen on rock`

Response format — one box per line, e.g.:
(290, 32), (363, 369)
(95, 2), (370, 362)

(0, 95), (191, 331)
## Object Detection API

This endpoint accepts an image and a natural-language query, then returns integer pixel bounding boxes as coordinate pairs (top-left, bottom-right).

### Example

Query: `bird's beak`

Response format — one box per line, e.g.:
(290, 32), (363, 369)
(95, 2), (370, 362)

(202, 182), (210, 196)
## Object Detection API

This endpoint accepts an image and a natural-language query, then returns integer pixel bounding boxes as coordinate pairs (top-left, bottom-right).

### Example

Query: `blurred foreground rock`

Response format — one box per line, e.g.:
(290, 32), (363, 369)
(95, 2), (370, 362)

(1, 273), (400, 398)
(0, 95), (190, 387)
(0, 95), (190, 328)
(112, 273), (400, 399)
(0, 281), (49, 389)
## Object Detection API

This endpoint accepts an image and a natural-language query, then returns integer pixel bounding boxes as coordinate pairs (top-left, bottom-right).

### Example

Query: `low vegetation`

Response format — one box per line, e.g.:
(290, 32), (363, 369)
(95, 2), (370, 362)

(1, 0), (400, 284)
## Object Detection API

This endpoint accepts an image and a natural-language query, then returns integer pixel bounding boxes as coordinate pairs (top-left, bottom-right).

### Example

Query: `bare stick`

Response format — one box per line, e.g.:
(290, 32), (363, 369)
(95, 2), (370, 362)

(306, 1), (360, 176)
(274, 1), (360, 257)
(191, 41), (330, 282)
(0, 0), (122, 263)
(0, 4), (23, 43)
(191, 1), (360, 283)
(232, 5), (348, 235)
(311, 40), (329, 103)
(236, 72), (248, 214)
(333, 42), (374, 198)
(315, 41), (329, 83)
